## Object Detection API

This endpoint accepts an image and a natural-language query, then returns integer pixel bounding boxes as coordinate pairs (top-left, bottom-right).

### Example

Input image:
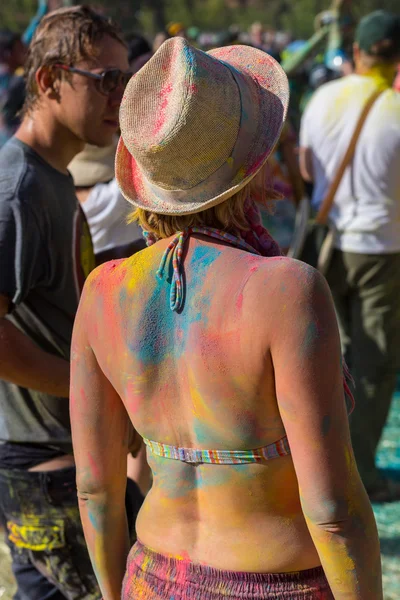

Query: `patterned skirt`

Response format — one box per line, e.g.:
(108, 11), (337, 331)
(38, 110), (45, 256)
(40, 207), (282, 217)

(122, 540), (334, 599)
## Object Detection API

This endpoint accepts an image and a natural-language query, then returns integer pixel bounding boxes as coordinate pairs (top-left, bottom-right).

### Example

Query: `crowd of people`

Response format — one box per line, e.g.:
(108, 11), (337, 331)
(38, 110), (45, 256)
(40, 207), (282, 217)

(0, 2), (399, 599)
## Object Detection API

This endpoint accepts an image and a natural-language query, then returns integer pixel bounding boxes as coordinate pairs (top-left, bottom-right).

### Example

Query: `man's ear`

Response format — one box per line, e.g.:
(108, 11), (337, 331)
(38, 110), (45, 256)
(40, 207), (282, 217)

(35, 65), (60, 100)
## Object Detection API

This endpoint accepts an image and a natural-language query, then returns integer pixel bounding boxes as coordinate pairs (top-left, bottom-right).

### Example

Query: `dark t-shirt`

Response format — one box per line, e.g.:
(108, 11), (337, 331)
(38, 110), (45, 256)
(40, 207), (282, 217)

(0, 138), (95, 456)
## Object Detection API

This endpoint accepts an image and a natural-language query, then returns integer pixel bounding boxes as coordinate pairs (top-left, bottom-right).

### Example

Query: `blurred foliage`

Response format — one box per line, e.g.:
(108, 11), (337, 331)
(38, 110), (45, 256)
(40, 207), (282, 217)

(0, 0), (399, 37)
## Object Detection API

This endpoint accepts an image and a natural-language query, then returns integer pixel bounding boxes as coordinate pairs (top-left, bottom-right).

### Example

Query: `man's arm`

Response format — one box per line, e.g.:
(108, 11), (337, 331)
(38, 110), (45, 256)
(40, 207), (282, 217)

(0, 294), (70, 397)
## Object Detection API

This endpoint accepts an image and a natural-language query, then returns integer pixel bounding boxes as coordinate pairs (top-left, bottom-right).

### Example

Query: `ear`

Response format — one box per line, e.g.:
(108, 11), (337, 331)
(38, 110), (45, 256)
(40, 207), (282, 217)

(35, 65), (59, 100)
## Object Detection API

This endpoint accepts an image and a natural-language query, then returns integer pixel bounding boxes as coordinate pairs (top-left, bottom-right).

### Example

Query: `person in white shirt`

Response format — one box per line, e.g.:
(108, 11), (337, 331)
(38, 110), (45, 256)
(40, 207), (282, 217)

(69, 141), (146, 264)
(300, 10), (400, 502)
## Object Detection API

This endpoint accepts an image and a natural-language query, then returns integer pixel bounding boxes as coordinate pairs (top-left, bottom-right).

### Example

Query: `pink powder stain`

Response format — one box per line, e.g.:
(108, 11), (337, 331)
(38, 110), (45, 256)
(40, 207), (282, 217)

(99, 260), (127, 289)
(129, 154), (149, 206)
(153, 82), (173, 136)
(176, 327), (184, 346)
(246, 156), (266, 177)
(235, 263), (259, 311)
(125, 387), (141, 416)
(69, 384), (86, 415)
(186, 83), (197, 93)
(236, 292), (244, 312)
(87, 451), (101, 481)
(174, 548), (192, 564)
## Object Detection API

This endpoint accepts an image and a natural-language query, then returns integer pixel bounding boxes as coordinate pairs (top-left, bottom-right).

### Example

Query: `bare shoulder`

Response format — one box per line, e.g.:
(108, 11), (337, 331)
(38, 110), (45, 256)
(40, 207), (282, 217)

(246, 256), (339, 352)
(74, 259), (131, 346)
(247, 256), (330, 306)
(81, 258), (129, 297)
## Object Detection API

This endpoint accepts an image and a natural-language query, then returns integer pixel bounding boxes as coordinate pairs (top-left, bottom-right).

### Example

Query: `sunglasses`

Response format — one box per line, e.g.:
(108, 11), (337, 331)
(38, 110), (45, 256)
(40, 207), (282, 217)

(54, 64), (132, 95)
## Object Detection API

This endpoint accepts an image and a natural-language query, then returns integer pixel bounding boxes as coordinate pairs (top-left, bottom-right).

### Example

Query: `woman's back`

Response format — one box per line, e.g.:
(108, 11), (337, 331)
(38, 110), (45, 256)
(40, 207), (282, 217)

(89, 234), (320, 572)
(70, 36), (382, 600)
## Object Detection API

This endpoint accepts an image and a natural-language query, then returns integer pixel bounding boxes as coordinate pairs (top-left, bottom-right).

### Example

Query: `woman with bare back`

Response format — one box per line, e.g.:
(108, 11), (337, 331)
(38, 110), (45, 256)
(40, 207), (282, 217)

(70, 37), (382, 600)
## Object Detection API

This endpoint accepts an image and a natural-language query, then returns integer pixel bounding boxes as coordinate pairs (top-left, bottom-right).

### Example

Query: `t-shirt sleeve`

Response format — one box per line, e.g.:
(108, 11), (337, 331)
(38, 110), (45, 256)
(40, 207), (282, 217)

(0, 195), (46, 306)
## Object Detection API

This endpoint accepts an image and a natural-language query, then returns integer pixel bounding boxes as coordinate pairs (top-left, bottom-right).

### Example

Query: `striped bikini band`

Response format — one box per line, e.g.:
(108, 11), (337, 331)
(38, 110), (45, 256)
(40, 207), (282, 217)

(142, 436), (291, 465)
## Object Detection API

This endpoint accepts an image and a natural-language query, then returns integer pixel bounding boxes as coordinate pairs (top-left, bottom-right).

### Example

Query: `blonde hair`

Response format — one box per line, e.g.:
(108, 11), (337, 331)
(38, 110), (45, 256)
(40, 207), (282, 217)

(130, 165), (279, 239)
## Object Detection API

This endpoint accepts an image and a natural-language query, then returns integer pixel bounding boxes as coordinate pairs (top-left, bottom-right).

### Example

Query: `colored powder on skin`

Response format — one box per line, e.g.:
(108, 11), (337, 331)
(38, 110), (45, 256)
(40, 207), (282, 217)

(128, 245), (221, 367)
(87, 452), (101, 482)
(149, 455), (197, 499)
(303, 320), (319, 355)
(179, 245), (219, 327)
(88, 510), (99, 531)
(128, 275), (175, 366)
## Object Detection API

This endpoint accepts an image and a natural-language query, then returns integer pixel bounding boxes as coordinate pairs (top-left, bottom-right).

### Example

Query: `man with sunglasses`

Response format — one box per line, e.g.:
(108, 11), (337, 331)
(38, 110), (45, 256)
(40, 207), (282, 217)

(0, 7), (140, 599)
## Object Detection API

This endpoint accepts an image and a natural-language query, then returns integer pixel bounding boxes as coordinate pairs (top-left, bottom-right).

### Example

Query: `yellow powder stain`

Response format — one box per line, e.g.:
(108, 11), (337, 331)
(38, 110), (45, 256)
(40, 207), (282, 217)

(125, 251), (155, 292)
(189, 381), (206, 419)
(141, 551), (152, 573)
(188, 367), (216, 428)
(7, 519), (65, 552)
(227, 157), (234, 168)
(236, 167), (246, 180)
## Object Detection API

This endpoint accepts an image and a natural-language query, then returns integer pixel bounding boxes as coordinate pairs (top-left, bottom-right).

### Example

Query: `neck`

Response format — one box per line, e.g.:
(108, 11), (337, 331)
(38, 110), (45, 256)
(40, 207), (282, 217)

(16, 110), (84, 174)
(355, 63), (396, 87)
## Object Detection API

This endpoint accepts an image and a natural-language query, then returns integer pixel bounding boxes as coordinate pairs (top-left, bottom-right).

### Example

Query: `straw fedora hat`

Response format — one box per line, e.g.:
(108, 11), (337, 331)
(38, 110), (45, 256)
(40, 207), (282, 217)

(116, 37), (289, 215)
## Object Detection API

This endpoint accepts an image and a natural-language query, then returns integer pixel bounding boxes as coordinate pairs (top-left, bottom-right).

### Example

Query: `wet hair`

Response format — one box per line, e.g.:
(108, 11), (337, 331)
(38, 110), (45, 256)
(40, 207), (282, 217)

(23, 5), (125, 115)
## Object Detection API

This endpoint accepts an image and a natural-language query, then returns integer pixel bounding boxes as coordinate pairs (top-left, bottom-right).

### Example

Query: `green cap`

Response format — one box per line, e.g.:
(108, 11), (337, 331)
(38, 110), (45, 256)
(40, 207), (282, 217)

(356, 10), (400, 58)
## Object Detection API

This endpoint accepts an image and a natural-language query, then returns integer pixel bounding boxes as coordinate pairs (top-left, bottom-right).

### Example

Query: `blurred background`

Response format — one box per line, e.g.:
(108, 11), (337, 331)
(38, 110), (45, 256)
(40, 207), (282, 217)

(1, 0), (399, 41)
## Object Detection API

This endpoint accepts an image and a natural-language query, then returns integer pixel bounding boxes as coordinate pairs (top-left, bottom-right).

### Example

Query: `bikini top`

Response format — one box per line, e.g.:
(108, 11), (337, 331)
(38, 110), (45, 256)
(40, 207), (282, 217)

(142, 225), (354, 466)
(142, 436), (291, 465)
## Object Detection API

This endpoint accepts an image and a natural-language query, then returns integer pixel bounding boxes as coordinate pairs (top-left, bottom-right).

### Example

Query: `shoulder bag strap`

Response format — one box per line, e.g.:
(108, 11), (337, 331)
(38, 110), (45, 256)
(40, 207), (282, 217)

(315, 88), (385, 225)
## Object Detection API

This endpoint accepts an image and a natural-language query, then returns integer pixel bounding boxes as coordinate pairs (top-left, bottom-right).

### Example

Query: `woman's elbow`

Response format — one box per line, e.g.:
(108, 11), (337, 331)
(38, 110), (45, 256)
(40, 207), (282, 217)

(76, 476), (126, 501)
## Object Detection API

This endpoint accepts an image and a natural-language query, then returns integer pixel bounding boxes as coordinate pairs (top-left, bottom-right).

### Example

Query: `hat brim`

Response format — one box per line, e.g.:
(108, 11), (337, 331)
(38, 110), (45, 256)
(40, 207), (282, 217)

(116, 45), (289, 216)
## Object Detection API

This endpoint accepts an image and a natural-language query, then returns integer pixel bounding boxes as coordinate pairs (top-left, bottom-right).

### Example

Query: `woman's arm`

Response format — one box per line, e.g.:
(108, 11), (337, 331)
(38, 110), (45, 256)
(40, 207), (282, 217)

(70, 270), (132, 600)
(267, 259), (382, 599)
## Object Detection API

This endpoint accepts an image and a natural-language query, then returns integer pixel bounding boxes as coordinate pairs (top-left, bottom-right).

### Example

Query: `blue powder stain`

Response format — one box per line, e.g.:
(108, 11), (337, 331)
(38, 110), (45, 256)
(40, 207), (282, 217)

(119, 287), (127, 309)
(193, 418), (213, 444)
(183, 43), (195, 70)
(149, 455), (197, 498)
(183, 246), (221, 327)
(88, 510), (99, 531)
(130, 277), (175, 366)
(303, 321), (319, 355)
(128, 246), (221, 366)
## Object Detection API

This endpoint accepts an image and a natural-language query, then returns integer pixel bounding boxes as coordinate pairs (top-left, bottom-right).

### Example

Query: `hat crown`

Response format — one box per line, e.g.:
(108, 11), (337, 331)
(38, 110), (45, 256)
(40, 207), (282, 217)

(120, 38), (242, 191)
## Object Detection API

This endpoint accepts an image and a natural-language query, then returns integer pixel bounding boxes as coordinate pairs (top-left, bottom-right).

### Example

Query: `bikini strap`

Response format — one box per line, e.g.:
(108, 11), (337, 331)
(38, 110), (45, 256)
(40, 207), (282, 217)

(153, 226), (355, 413)
(156, 226), (260, 312)
(142, 436), (290, 465)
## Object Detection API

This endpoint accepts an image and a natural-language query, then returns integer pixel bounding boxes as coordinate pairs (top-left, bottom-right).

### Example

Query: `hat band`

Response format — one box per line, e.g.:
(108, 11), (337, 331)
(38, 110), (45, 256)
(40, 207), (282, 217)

(129, 61), (263, 206)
